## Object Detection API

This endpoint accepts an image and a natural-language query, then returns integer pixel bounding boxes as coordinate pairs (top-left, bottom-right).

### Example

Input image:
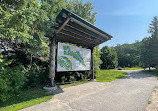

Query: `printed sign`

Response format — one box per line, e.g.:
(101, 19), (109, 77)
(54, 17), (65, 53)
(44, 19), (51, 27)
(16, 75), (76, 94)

(57, 42), (91, 71)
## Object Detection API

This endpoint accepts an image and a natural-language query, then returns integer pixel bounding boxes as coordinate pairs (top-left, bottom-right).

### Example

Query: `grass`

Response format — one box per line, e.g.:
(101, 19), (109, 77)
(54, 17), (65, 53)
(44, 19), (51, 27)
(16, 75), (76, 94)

(96, 70), (128, 82)
(110, 67), (143, 70)
(124, 67), (143, 70)
(0, 79), (89, 111)
(0, 88), (53, 111)
(148, 100), (152, 104)
(143, 69), (158, 79)
(58, 79), (89, 88)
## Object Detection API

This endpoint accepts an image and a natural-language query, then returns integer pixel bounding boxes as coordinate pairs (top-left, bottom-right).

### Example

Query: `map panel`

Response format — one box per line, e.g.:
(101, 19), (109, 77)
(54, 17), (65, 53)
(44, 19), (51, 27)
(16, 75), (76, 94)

(57, 42), (91, 71)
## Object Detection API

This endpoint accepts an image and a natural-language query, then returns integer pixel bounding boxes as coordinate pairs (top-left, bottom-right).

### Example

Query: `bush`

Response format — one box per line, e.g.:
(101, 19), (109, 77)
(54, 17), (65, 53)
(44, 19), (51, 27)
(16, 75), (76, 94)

(24, 63), (49, 88)
(0, 65), (27, 102)
(155, 65), (158, 73)
(55, 71), (90, 84)
(0, 55), (27, 101)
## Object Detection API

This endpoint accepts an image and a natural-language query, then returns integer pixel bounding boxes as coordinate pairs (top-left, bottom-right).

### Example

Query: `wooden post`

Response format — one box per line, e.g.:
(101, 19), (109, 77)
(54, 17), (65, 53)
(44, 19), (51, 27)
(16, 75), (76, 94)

(91, 47), (94, 80)
(49, 36), (56, 87)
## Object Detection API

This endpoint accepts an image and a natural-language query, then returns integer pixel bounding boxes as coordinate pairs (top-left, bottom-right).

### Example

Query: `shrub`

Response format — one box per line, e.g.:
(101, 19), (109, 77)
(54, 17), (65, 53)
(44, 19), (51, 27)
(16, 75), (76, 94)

(155, 65), (158, 73)
(0, 55), (27, 101)
(55, 71), (90, 84)
(24, 63), (49, 88)
(0, 65), (27, 101)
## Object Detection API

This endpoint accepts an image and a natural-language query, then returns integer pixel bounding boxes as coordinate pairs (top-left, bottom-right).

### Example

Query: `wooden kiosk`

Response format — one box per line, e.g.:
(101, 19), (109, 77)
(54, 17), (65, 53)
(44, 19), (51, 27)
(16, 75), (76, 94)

(49, 8), (112, 87)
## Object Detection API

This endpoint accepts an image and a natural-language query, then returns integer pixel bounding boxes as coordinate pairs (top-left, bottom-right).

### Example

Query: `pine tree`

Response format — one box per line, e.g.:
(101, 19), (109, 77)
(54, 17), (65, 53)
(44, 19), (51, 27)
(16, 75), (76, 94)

(141, 16), (158, 69)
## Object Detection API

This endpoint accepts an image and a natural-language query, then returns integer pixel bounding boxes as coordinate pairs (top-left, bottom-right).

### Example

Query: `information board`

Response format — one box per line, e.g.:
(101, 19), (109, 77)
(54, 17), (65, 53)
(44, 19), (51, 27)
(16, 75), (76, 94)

(57, 42), (91, 71)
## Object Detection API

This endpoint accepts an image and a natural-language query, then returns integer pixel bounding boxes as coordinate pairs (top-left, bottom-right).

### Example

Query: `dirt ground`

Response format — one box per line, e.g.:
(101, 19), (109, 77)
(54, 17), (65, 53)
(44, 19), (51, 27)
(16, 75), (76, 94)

(146, 87), (158, 111)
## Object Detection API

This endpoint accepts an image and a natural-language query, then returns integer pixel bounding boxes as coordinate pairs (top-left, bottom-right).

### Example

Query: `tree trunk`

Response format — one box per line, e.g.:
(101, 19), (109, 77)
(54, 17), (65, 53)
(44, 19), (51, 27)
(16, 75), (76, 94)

(49, 37), (56, 87)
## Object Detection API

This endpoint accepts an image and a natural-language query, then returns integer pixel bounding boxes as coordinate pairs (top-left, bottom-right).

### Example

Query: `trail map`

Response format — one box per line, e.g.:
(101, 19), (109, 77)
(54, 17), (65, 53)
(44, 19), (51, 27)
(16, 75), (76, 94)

(57, 42), (91, 71)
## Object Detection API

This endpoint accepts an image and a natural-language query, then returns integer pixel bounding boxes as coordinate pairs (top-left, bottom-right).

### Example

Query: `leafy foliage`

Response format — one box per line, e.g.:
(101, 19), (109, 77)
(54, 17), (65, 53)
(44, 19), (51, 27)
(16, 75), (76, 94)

(0, 0), (56, 61)
(100, 46), (118, 69)
(0, 56), (27, 101)
(65, 0), (97, 24)
(94, 46), (102, 74)
(113, 42), (141, 67)
(140, 16), (158, 68)
(25, 63), (49, 88)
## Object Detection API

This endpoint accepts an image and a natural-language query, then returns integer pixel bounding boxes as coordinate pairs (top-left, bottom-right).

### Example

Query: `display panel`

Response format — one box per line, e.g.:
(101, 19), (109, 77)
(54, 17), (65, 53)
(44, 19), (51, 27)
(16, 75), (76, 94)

(57, 42), (91, 71)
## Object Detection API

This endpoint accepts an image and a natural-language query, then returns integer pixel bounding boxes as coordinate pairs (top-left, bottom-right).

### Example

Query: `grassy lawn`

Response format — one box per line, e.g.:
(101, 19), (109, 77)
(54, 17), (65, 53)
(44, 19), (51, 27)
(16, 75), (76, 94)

(143, 70), (158, 79)
(124, 67), (143, 70)
(0, 88), (53, 111)
(96, 70), (128, 82)
(58, 79), (89, 88)
(110, 67), (143, 70)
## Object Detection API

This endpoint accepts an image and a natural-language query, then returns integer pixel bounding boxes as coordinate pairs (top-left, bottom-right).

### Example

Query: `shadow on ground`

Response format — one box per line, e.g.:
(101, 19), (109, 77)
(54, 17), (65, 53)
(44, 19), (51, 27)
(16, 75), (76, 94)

(0, 88), (55, 108)
(122, 70), (155, 80)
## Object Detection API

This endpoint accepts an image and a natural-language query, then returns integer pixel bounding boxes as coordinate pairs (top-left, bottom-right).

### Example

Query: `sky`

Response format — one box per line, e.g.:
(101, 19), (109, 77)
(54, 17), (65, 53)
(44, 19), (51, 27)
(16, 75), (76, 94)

(82, 0), (158, 48)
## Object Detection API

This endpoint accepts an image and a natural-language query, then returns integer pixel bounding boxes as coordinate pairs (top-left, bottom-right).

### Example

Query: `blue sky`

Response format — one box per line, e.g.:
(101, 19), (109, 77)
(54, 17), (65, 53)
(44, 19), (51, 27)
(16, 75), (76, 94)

(83, 0), (158, 48)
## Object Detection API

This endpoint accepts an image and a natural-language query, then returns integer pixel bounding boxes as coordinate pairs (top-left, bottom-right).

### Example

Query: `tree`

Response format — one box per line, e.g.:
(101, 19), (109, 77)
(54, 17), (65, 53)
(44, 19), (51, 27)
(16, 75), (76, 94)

(65, 0), (97, 24)
(140, 37), (152, 68)
(0, 0), (57, 64)
(100, 46), (118, 69)
(94, 46), (102, 73)
(114, 42), (141, 67)
(141, 16), (158, 69)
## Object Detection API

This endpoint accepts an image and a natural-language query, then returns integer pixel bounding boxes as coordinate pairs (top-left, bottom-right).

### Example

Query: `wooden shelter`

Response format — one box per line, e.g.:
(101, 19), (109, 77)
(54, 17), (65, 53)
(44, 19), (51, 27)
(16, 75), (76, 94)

(49, 8), (112, 86)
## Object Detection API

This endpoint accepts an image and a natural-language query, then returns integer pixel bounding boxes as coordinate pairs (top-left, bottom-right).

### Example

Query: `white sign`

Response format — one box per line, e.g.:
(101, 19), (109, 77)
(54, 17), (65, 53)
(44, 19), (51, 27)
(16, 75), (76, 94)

(57, 42), (91, 71)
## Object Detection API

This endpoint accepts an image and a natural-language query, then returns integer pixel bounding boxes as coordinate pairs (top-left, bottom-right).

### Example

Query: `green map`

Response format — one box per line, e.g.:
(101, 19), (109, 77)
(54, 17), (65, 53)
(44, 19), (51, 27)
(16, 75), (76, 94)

(63, 46), (86, 66)
(57, 42), (91, 71)
(58, 56), (72, 70)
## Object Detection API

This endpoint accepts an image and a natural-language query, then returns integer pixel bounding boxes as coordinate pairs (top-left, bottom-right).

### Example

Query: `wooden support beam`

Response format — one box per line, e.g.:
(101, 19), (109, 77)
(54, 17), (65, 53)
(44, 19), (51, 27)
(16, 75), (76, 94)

(63, 26), (103, 43)
(49, 36), (56, 87)
(57, 17), (71, 33)
(71, 18), (111, 40)
(91, 47), (94, 80)
(56, 33), (92, 48)
(66, 23), (106, 42)
(61, 29), (100, 45)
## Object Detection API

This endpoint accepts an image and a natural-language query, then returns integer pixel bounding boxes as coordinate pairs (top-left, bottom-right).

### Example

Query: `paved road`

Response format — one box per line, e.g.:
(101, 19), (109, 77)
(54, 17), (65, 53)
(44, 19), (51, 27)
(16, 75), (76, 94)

(21, 70), (158, 111)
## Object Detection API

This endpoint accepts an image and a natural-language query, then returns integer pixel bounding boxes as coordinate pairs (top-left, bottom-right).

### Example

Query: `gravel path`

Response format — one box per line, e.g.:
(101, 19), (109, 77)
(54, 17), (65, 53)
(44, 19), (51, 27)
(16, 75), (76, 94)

(20, 70), (158, 111)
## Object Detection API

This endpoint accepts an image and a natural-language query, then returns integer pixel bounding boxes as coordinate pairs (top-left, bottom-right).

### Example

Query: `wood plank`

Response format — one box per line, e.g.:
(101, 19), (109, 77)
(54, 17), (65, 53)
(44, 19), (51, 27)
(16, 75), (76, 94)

(61, 29), (101, 45)
(57, 17), (71, 33)
(59, 31), (96, 47)
(71, 18), (111, 40)
(63, 26), (103, 43)
(66, 23), (106, 42)
(56, 33), (93, 48)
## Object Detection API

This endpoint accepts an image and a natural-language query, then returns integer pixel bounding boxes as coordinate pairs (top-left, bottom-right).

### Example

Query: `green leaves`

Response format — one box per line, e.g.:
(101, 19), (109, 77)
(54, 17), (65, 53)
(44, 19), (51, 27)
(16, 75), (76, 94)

(0, 0), (57, 60)
(66, 0), (97, 24)
(100, 46), (118, 69)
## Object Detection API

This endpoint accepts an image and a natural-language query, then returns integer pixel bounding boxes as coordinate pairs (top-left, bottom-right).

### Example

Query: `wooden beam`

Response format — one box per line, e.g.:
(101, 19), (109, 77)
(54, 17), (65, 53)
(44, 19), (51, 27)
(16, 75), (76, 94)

(61, 28), (101, 44)
(66, 23), (106, 42)
(59, 31), (96, 46)
(49, 36), (56, 87)
(71, 18), (111, 40)
(91, 47), (94, 80)
(56, 33), (93, 48)
(57, 17), (71, 33)
(63, 26), (103, 43)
